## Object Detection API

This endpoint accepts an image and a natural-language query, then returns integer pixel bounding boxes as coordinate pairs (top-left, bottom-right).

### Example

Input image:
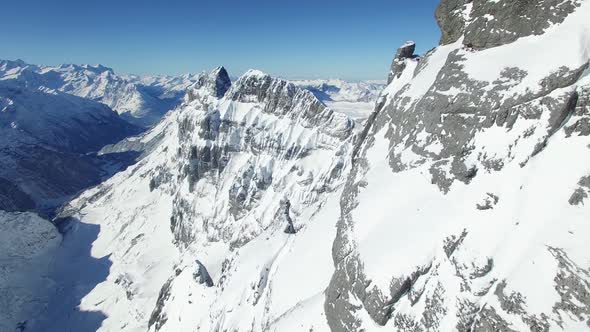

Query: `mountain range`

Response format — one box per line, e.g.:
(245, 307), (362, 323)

(1, 0), (590, 331)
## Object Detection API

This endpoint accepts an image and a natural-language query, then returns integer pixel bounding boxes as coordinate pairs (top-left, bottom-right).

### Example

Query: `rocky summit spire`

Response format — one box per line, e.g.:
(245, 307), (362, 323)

(186, 66), (232, 101)
(387, 41), (418, 84)
(210, 66), (231, 98)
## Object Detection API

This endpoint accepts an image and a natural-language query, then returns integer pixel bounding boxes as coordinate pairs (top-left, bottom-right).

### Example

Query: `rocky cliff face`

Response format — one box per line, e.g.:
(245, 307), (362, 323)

(326, 0), (590, 331)
(437, 0), (581, 49)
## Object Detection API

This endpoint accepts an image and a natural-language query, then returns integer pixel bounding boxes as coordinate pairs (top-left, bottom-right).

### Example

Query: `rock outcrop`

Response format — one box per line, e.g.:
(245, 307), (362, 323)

(388, 41), (418, 84)
(437, 0), (582, 49)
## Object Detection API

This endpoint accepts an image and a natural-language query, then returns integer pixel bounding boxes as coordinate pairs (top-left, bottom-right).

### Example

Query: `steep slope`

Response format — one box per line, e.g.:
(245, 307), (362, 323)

(0, 79), (140, 213)
(0, 60), (198, 126)
(326, 0), (590, 331)
(293, 79), (385, 122)
(34, 67), (354, 332)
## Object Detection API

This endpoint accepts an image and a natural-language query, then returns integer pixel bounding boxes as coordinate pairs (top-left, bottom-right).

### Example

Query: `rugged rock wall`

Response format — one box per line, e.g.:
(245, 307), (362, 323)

(326, 0), (590, 331)
(437, 0), (582, 49)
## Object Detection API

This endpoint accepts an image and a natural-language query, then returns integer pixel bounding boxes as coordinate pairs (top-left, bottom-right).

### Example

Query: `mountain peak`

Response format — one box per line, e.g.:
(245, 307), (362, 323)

(242, 69), (269, 79)
(80, 63), (115, 74)
(186, 66), (232, 100)
(210, 66), (231, 98)
(0, 59), (30, 72)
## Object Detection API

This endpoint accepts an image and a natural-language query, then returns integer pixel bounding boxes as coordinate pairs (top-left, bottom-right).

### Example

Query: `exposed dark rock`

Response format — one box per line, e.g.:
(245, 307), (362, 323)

(569, 175), (590, 206)
(148, 276), (174, 331)
(436, 0), (581, 49)
(114, 273), (135, 300)
(472, 306), (519, 332)
(187, 66), (232, 100)
(565, 85), (590, 137)
(569, 188), (588, 206)
(194, 260), (214, 287)
(436, 0), (471, 46)
(443, 229), (468, 257)
(282, 199), (296, 234)
(476, 193), (500, 210)
(388, 42), (419, 84)
(548, 247), (590, 326)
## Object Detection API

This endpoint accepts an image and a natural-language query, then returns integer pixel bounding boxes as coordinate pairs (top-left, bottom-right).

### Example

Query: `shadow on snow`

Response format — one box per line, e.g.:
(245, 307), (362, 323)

(28, 217), (112, 332)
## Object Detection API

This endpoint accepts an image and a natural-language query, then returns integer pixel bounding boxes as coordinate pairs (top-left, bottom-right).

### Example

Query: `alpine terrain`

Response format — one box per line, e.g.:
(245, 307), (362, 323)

(0, 60), (199, 126)
(1, 0), (590, 331)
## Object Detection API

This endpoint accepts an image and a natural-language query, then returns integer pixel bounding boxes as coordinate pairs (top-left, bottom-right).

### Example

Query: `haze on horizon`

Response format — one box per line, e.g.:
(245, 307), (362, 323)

(1, 0), (441, 81)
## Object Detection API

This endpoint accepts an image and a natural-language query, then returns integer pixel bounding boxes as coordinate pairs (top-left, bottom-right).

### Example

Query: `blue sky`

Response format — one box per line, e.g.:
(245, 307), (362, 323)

(1, 0), (441, 80)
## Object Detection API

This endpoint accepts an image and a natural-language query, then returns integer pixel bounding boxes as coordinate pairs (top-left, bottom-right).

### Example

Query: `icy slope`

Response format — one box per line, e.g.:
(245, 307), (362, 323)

(326, 0), (590, 331)
(44, 67), (355, 332)
(0, 60), (199, 126)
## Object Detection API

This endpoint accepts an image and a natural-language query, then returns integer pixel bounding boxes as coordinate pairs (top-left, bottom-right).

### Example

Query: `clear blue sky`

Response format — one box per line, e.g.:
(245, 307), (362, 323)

(1, 0), (441, 81)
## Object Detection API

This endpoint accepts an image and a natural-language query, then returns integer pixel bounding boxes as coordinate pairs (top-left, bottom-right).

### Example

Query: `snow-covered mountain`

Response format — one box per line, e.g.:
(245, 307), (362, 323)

(293, 79), (385, 122)
(0, 60), (199, 126)
(30, 66), (354, 332)
(5, 0), (590, 331)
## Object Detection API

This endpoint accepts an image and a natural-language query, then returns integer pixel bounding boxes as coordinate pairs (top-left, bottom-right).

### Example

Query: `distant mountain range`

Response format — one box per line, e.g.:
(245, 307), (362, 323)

(0, 59), (200, 127)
